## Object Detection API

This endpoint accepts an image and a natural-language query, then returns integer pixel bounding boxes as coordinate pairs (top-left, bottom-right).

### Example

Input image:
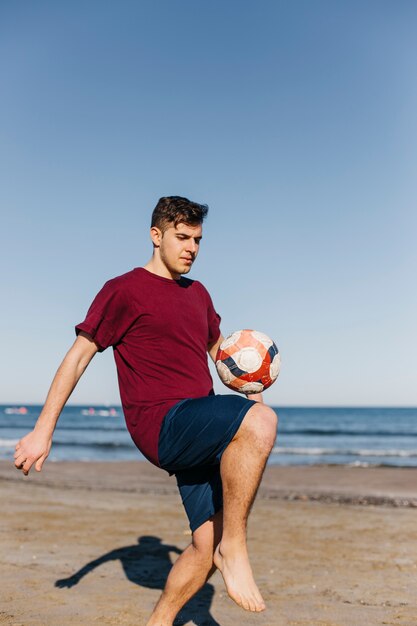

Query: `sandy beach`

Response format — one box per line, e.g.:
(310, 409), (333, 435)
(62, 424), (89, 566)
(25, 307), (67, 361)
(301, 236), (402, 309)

(1, 460), (416, 626)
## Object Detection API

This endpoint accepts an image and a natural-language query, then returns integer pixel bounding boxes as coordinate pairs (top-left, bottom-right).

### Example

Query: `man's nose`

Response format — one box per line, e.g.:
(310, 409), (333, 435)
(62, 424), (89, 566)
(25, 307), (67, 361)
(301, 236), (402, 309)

(187, 240), (197, 254)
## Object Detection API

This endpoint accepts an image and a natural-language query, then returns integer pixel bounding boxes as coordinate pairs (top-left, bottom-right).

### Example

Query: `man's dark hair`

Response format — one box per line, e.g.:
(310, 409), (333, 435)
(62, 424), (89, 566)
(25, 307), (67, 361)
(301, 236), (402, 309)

(151, 196), (209, 231)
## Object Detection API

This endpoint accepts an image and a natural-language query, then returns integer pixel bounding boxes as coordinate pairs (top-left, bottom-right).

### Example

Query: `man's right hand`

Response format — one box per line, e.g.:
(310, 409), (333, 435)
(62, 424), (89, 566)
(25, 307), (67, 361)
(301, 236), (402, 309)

(13, 332), (99, 477)
(14, 428), (52, 476)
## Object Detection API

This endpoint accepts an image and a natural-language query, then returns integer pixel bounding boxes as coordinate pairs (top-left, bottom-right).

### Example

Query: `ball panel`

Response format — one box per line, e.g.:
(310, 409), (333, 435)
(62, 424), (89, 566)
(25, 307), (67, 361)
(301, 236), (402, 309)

(269, 353), (281, 380)
(220, 331), (241, 351)
(267, 343), (279, 361)
(235, 330), (268, 361)
(234, 347), (262, 373)
(239, 381), (264, 394)
(215, 361), (235, 385)
(251, 330), (273, 350)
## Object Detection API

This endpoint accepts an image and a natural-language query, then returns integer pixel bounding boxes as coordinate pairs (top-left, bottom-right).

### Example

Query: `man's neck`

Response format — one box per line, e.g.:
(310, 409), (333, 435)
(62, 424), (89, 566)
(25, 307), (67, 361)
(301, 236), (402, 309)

(143, 258), (180, 281)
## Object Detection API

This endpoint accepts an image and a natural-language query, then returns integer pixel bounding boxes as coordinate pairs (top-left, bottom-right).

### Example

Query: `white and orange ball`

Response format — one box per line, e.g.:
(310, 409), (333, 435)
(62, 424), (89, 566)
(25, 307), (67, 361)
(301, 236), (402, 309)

(215, 329), (281, 394)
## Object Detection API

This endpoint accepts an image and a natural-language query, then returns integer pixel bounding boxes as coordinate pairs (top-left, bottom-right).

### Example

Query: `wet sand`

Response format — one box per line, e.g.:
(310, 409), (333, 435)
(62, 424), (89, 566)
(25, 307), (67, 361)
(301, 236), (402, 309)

(1, 461), (416, 626)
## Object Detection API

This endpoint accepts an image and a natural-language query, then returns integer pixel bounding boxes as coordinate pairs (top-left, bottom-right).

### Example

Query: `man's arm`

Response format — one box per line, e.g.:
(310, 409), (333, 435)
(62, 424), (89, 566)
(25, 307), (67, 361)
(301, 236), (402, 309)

(14, 331), (99, 476)
(207, 333), (224, 364)
(207, 332), (264, 403)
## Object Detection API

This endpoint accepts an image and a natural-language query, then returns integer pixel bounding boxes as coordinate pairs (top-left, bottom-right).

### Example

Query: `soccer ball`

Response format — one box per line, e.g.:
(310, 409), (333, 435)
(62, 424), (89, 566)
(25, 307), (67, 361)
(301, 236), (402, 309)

(215, 329), (281, 394)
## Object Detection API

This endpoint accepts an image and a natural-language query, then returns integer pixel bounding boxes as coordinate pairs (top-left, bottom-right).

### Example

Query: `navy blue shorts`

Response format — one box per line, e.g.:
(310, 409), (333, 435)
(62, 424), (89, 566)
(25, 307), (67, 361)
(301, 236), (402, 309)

(158, 394), (256, 532)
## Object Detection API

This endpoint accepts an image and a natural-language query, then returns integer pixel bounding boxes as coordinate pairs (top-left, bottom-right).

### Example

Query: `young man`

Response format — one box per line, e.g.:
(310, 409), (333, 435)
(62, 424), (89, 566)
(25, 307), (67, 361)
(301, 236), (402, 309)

(14, 196), (278, 625)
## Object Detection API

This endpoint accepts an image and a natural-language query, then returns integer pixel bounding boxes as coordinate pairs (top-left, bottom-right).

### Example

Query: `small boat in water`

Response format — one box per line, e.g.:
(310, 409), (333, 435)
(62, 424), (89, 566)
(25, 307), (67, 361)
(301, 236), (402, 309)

(4, 407), (28, 415)
(81, 407), (118, 417)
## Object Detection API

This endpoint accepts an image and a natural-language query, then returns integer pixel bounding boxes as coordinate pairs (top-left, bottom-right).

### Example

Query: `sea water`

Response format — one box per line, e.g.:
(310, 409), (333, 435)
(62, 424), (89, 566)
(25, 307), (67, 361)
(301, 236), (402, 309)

(1, 404), (416, 467)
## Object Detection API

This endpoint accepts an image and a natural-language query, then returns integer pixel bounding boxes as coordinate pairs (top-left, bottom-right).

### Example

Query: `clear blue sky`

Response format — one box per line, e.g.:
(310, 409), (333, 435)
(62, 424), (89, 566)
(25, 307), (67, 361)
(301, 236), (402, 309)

(1, 0), (416, 406)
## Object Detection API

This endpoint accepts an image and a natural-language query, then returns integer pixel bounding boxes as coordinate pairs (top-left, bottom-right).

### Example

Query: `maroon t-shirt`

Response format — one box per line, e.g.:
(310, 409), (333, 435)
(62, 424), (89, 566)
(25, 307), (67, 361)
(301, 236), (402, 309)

(75, 267), (221, 465)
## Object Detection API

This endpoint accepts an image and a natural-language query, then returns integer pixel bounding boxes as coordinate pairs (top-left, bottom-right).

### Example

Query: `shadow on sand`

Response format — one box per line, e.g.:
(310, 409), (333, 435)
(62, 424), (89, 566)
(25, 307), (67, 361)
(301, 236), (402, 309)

(55, 535), (221, 626)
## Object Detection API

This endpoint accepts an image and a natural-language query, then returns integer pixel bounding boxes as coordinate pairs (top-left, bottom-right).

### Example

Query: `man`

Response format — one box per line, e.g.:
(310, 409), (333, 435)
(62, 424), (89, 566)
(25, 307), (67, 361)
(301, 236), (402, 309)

(14, 196), (278, 625)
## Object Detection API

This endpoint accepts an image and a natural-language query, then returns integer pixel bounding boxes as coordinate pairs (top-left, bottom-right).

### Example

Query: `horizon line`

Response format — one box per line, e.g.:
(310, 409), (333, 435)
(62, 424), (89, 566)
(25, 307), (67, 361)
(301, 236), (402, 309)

(1, 402), (417, 410)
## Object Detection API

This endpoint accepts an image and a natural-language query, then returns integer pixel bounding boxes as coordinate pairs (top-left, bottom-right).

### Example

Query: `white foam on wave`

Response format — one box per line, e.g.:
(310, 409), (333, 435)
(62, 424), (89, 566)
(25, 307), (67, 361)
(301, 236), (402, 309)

(272, 446), (417, 457)
(0, 438), (19, 448)
(349, 460), (371, 467)
(355, 449), (417, 457)
(272, 446), (338, 456)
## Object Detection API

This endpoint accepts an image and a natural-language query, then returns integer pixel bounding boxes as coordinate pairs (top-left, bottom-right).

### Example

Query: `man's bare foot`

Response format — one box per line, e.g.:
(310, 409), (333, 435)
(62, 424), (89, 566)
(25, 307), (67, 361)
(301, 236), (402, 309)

(213, 542), (266, 612)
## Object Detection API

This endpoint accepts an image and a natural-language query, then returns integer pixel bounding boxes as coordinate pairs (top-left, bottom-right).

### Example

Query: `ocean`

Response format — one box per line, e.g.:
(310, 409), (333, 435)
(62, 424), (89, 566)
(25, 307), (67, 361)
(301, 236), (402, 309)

(1, 404), (417, 467)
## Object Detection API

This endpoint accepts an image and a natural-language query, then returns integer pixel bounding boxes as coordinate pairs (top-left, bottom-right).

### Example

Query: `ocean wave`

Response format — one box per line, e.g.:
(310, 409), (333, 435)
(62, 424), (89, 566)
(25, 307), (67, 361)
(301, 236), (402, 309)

(280, 429), (417, 437)
(0, 438), (19, 448)
(272, 446), (417, 458)
(51, 440), (135, 449)
(0, 424), (126, 432)
(0, 438), (134, 450)
(3, 423), (413, 436)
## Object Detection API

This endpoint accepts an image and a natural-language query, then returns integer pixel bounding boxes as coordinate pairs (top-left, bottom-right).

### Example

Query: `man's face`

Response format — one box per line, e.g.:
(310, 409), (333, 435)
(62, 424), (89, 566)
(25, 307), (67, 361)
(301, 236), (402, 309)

(157, 222), (203, 278)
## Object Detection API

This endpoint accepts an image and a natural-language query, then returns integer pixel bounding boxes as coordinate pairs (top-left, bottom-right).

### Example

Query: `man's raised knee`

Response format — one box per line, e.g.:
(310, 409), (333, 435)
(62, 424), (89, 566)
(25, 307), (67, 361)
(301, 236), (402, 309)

(241, 403), (278, 452)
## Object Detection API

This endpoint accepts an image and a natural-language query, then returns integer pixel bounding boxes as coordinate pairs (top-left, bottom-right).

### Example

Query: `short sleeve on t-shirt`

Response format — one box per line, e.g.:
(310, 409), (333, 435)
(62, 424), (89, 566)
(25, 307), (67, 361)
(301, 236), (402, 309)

(199, 283), (221, 346)
(75, 278), (138, 351)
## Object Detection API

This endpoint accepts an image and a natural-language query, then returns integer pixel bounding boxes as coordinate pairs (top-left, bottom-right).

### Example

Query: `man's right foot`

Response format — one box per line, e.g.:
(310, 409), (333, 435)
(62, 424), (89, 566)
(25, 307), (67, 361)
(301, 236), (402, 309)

(213, 542), (266, 612)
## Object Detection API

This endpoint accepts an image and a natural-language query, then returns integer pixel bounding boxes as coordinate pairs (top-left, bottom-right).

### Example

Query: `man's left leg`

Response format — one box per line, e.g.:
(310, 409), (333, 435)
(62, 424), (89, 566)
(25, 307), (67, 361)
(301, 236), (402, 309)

(214, 402), (277, 612)
(146, 511), (222, 626)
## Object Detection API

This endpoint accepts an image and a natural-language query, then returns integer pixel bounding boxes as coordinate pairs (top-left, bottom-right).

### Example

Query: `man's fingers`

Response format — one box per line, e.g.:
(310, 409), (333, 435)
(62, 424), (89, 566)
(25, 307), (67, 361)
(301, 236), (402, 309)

(14, 445), (23, 459)
(35, 456), (46, 472)
(14, 451), (35, 475)
(14, 452), (27, 468)
(21, 459), (34, 476)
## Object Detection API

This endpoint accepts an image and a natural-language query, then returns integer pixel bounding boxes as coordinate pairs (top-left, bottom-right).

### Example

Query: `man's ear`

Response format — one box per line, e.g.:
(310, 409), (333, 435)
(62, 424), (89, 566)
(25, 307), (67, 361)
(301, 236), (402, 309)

(150, 226), (162, 247)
